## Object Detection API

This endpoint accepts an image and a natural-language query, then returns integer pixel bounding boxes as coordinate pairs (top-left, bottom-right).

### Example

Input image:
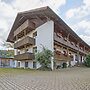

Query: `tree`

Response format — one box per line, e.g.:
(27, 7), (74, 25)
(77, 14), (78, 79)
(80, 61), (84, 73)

(1, 40), (14, 49)
(35, 46), (53, 70)
(0, 50), (14, 58)
(84, 54), (90, 67)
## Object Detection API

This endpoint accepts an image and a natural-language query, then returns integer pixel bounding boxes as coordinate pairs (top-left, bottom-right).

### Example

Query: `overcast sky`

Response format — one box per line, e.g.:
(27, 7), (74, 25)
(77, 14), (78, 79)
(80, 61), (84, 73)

(0, 0), (90, 49)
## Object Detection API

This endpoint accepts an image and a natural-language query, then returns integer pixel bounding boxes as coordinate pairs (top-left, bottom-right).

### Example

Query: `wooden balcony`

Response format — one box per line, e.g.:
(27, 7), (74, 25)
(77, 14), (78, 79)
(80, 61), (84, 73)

(79, 48), (87, 55)
(54, 33), (78, 51)
(54, 33), (88, 55)
(54, 51), (72, 61)
(14, 52), (35, 60)
(14, 19), (35, 37)
(54, 33), (67, 46)
(67, 41), (78, 51)
(14, 36), (35, 49)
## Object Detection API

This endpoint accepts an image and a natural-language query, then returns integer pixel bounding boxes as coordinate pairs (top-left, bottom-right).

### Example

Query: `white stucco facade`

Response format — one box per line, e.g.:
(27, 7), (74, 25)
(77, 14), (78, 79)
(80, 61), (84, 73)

(14, 20), (54, 69)
(36, 20), (54, 52)
(36, 20), (54, 70)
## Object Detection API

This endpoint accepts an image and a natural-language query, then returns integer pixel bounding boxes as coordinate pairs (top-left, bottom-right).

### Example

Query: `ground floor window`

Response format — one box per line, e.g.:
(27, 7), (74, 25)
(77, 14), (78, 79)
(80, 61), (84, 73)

(25, 62), (28, 67)
(18, 62), (20, 67)
(33, 61), (36, 68)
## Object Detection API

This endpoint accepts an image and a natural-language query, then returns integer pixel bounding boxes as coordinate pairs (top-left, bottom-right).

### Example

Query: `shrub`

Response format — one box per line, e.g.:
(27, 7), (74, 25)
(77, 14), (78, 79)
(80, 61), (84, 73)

(35, 46), (53, 70)
(84, 54), (90, 67)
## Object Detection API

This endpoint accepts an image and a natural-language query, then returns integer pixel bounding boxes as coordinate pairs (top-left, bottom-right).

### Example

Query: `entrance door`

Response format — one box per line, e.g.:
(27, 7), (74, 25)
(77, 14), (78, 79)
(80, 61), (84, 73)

(25, 62), (28, 67)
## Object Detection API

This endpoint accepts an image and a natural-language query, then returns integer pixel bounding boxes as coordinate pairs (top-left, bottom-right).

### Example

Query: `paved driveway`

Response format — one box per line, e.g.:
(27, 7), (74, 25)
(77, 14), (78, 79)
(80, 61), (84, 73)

(0, 67), (90, 90)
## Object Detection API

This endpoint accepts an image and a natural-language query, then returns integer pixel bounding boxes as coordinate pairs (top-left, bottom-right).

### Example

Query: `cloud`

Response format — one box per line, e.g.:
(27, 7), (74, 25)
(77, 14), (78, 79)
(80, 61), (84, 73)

(80, 35), (90, 45)
(65, 0), (90, 45)
(11, 0), (66, 14)
(77, 20), (90, 35)
(0, 1), (17, 18)
(70, 20), (90, 45)
(65, 9), (75, 19)
(0, 1), (18, 41)
(71, 20), (90, 35)
(83, 0), (90, 7)
(66, 0), (90, 19)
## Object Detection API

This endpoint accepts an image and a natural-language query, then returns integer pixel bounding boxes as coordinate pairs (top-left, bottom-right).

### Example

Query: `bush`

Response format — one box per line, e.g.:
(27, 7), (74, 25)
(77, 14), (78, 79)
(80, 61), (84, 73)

(35, 46), (53, 70)
(84, 54), (90, 67)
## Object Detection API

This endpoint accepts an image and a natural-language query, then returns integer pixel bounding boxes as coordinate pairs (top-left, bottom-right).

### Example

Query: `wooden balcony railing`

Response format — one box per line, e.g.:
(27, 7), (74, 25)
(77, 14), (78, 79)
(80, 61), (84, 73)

(14, 36), (35, 49)
(67, 41), (78, 51)
(14, 52), (35, 60)
(54, 51), (72, 61)
(14, 19), (35, 37)
(54, 33), (68, 46)
(54, 33), (88, 55)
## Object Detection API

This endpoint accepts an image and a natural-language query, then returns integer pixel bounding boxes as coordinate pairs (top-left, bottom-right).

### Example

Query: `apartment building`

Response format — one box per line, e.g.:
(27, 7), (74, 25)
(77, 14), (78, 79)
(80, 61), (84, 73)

(7, 6), (90, 69)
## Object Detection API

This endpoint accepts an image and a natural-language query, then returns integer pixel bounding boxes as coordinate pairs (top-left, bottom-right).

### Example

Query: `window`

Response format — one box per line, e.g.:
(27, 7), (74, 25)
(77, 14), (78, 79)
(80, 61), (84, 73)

(17, 51), (20, 54)
(54, 47), (56, 51)
(33, 47), (37, 53)
(63, 50), (67, 56)
(33, 61), (36, 68)
(25, 62), (28, 67)
(18, 62), (20, 67)
(33, 31), (37, 38)
(25, 49), (28, 52)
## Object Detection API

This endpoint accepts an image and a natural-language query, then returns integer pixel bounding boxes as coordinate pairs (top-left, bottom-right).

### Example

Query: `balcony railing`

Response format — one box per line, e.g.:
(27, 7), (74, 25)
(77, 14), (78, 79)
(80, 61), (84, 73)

(54, 51), (72, 61)
(54, 33), (67, 46)
(14, 19), (35, 37)
(14, 52), (35, 60)
(54, 33), (88, 55)
(67, 41), (78, 51)
(54, 33), (79, 51)
(79, 48), (87, 55)
(14, 36), (35, 49)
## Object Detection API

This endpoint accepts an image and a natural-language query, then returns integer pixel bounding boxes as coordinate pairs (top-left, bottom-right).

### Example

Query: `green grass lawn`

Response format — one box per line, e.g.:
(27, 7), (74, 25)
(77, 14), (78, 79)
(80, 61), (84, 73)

(0, 68), (37, 75)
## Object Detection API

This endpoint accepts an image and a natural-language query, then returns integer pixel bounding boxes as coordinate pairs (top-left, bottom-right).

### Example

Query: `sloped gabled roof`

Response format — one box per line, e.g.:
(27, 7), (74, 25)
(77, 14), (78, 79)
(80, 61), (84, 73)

(7, 6), (90, 48)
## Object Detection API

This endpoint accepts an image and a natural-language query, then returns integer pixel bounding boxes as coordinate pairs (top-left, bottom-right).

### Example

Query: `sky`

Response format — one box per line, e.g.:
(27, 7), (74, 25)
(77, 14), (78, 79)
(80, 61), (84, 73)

(0, 0), (90, 49)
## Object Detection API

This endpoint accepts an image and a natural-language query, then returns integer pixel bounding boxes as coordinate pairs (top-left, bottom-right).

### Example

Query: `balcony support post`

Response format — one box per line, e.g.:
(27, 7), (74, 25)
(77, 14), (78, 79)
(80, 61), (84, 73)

(51, 57), (54, 70)
(16, 35), (18, 41)
(67, 47), (69, 60)
(67, 33), (70, 40)
(24, 45), (27, 52)
(84, 46), (85, 51)
(24, 29), (26, 36)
